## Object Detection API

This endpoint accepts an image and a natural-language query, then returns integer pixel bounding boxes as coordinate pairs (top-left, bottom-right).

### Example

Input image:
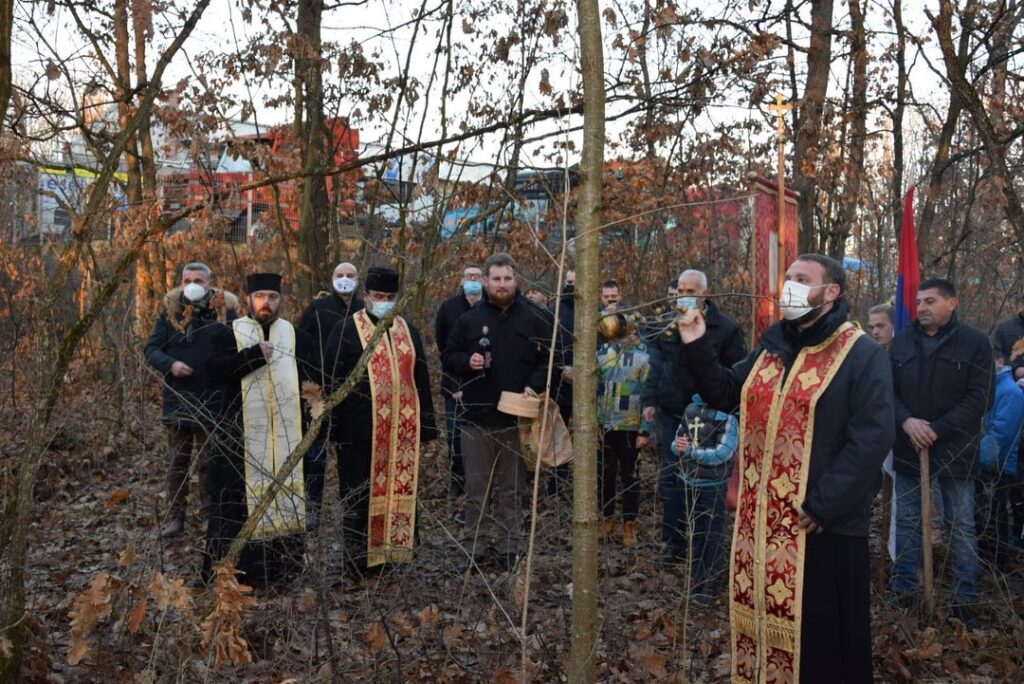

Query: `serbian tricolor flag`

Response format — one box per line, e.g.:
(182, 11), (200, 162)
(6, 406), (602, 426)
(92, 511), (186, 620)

(895, 187), (920, 331)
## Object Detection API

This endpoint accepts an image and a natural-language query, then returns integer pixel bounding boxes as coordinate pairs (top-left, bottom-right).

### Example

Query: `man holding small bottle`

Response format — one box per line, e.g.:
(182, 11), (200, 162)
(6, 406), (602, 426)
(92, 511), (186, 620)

(443, 253), (559, 571)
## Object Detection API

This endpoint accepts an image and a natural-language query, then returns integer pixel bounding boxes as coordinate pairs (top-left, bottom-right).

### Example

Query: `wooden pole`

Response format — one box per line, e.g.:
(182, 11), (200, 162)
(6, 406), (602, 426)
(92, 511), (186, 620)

(768, 95), (793, 300)
(919, 448), (935, 616)
(877, 471), (893, 593)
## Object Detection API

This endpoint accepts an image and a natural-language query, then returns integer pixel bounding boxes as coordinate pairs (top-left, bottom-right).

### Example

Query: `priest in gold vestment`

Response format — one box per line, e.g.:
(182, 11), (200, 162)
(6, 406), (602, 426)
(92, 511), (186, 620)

(204, 272), (319, 585)
(677, 255), (895, 684)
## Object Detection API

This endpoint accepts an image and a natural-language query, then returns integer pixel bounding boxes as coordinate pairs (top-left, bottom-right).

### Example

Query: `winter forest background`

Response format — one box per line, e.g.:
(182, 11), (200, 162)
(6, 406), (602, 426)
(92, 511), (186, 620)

(1, 0), (1024, 681)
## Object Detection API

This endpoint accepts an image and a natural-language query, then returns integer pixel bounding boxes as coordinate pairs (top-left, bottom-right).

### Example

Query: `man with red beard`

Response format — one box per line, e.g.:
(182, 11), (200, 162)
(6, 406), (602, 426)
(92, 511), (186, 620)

(677, 255), (895, 683)
(204, 273), (318, 586)
(443, 253), (560, 572)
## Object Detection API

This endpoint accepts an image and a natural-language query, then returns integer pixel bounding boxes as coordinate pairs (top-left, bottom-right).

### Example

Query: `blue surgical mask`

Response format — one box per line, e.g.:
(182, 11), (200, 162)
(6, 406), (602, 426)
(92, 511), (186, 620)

(677, 296), (698, 311)
(370, 301), (396, 319)
(463, 279), (483, 296)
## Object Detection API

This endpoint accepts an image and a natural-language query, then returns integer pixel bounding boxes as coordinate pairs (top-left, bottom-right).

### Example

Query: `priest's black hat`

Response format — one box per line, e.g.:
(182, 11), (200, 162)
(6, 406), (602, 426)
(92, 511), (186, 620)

(365, 266), (399, 293)
(246, 272), (282, 293)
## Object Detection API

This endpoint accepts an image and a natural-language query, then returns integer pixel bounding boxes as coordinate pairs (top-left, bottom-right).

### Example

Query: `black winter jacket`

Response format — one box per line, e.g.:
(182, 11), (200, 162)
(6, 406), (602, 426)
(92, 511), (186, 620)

(144, 287), (240, 427)
(325, 313), (438, 445)
(891, 316), (993, 479)
(643, 300), (747, 419)
(682, 299), (895, 537)
(297, 293), (364, 380)
(435, 292), (483, 395)
(549, 294), (575, 412)
(994, 313), (1024, 374)
(444, 296), (559, 427)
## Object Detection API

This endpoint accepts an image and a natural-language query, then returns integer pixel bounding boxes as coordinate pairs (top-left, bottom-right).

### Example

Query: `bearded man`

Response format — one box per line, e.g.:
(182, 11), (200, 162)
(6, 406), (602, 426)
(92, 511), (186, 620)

(677, 254), (895, 683)
(204, 272), (318, 585)
(443, 253), (560, 571)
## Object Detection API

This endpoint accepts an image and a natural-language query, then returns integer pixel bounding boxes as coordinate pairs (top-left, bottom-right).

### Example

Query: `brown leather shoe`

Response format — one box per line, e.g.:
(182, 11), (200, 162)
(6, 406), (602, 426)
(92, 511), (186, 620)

(622, 521), (638, 547)
(600, 517), (616, 542)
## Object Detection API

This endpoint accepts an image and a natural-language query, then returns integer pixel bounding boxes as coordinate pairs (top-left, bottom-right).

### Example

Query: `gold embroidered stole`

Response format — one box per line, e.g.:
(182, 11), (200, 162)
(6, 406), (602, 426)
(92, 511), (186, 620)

(353, 310), (421, 567)
(730, 322), (862, 684)
(232, 317), (306, 540)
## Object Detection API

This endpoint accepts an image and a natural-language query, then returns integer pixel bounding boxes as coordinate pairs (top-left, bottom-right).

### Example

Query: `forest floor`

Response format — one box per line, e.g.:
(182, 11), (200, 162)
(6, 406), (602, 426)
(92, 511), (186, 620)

(4, 356), (1024, 682)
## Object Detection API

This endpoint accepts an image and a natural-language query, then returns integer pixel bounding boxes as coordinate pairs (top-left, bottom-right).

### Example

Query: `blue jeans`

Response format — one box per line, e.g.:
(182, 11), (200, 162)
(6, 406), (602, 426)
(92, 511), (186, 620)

(682, 481), (728, 596)
(659, 416), (685, 548)
(891, 473), (978, 605)
(445, 395), (465, 496)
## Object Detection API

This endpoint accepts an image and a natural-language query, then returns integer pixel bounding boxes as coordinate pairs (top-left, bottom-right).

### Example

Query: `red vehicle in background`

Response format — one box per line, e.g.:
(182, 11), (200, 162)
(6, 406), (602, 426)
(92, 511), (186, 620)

(161, 118), (360, 242)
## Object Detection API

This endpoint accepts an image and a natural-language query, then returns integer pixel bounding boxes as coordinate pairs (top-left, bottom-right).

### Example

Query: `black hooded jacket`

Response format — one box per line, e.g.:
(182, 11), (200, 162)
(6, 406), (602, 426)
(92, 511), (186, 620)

(444, 295), (559, 428)
(681, 299), (895, 537)
(435, 291), (484, 395)
(297, 292), (365, 381)
(643, 299), (747, 419)
(890, 315), (993, 479)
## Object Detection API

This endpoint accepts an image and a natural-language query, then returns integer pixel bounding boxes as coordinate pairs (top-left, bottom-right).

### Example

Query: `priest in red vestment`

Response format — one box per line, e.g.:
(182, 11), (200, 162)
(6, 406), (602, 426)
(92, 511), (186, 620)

(677, 254), (895, 684)
(325, 266), (438, 575)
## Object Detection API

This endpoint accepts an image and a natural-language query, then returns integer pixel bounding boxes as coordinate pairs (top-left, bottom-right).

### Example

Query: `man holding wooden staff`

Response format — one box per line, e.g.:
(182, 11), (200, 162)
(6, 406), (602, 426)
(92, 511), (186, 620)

(889, 278), (992, 629)
(677, 254), (894, 683)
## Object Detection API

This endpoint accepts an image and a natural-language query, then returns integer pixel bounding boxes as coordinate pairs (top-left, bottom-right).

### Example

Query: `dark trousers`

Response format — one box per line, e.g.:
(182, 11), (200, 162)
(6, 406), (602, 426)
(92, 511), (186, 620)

(461, 425), (525, 556)
(599, 429), (640, 521)
(800, 534), (874, 683)
(978, 474), (1018, 571)
(682, 481), (727, 596)
(445, 395), (465, 496)
(658, 415), (685, 548)
(164, 422), (211, 521)
(303, 439), (328, 518)
(337, 440), (373, 566)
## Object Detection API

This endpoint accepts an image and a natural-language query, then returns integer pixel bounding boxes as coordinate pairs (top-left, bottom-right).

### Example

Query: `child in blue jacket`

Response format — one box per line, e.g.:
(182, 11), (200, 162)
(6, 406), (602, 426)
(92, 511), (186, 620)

(672, 394), (739, 602)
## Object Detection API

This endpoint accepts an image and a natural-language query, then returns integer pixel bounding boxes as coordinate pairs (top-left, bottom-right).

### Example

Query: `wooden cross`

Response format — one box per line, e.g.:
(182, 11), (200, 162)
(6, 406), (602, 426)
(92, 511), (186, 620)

(768, 94), (793, 138)
(768, 94), (794, 301)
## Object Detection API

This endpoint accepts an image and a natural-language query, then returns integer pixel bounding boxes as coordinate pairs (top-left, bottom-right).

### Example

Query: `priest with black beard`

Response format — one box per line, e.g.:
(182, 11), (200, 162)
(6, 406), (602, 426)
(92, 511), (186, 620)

(204, 272), (319, 586)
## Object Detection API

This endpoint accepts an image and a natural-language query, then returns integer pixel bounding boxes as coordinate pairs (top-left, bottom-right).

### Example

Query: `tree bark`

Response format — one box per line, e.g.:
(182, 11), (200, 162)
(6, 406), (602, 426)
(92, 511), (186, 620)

(0, 0), (12, 131)
(792, 0), (834, 254)
(569, 0), (604, 681)
(826, 0), (868, 259)
(934, 0), (1024, 247)
(918, 1), (973, 257)
(295, 0), (331, 300)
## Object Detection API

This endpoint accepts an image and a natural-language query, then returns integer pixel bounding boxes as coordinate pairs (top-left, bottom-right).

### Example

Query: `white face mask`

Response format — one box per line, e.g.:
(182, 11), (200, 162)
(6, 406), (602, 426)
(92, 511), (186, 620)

(779, 281), (823, 321)
(333, 276), (357, 294)
(182, 283), (207, 303)
(370, 301), (395, 318)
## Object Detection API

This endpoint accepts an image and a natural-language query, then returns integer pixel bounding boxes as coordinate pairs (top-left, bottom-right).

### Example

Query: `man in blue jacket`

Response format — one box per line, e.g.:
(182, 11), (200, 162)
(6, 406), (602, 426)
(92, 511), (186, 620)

(145, 262), (239, 538)
(889, 277), (993, 628)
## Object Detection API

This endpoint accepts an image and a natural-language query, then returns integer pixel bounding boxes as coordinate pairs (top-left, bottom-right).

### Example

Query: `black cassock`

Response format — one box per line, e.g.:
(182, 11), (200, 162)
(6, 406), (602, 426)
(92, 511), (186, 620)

(203, 317), (318, 585)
